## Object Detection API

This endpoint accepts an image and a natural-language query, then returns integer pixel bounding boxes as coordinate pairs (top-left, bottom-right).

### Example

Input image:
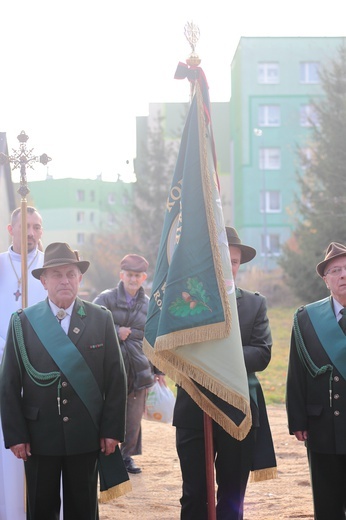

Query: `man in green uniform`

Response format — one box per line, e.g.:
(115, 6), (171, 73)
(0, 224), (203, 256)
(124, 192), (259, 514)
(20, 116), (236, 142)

(287, 242), (346, 519)
(0, 242), (128, 520)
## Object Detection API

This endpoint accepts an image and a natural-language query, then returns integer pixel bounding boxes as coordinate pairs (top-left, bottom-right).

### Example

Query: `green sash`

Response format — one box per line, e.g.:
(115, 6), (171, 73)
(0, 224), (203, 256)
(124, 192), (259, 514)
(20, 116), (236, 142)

(24, 301), (102, 431)
(306, 297), (346, 380)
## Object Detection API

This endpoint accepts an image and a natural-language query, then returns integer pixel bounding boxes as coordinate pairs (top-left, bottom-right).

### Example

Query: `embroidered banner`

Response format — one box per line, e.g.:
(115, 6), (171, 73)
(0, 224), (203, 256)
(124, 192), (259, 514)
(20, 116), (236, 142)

(143, 64), (251, 439)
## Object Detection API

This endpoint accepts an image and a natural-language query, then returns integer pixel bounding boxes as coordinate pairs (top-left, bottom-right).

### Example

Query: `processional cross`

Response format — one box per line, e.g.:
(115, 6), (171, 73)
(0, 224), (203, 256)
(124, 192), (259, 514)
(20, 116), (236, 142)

(0, 131), (51, 307)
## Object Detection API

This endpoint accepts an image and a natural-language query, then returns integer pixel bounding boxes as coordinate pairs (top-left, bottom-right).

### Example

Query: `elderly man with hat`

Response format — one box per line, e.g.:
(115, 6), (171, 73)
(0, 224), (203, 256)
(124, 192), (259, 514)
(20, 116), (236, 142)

(173, 227), (276, 520)
(287, 241), (346, 519)
(93, 254), (164, 475)
(0, 242), (128, 520)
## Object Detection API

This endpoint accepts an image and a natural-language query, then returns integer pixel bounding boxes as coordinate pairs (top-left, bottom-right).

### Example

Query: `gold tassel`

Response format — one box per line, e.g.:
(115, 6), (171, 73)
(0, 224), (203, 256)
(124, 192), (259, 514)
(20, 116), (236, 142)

(98, 480), (132, 503)
(249, 467), (278, 483)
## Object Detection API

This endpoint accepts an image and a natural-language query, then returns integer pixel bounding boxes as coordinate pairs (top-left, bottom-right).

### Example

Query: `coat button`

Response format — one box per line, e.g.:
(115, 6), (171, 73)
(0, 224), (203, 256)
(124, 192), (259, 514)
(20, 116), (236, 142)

(62, 381), (68, 387)
(334, 376), (340, 382)
(62, 399), (68, 405)
(63, 416), (69, 422)
(334, 410), (340, 416)
(334, 394), (340, 400)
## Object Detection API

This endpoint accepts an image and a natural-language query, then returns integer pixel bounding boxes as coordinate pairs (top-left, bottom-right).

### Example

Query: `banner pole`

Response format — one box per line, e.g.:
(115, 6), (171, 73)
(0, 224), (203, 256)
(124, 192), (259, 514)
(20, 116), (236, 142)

(203, 412), (216, 520)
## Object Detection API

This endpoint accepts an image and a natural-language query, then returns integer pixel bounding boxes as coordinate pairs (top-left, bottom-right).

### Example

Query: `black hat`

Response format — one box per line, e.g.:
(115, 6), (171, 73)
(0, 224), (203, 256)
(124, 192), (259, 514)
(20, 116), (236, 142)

(225, 227), (256, 264)
(32, 242), (90, 279)
(316, 242), (346, 277)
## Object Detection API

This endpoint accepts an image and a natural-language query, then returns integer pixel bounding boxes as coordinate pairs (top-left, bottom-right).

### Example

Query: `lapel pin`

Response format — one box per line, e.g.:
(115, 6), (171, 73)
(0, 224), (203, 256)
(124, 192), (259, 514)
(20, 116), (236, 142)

(73, 327), (80, 334)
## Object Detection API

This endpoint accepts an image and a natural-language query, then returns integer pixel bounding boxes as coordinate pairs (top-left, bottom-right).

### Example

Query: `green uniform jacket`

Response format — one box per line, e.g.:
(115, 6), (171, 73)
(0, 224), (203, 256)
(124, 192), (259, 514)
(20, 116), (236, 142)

(0, 298), (127, 456)
(286, 302), (346, 454)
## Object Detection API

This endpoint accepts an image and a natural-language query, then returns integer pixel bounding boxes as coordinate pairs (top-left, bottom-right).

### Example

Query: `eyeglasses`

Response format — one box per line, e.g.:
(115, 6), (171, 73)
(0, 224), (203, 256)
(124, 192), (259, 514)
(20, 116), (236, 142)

(324, 266), (346, 276)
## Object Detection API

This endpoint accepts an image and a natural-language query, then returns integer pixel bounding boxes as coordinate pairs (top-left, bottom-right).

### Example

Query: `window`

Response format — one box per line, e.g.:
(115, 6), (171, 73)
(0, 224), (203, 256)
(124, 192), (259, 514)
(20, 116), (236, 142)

(108, 213), (117, 225)
(261, 234), (280, 256)
(77, 233), (85, 245)
(300, 62), (320, 84)
(300, 104), (319, 127)
(76, 190), (85, 201)
(90, 190), (95, 202)
(258, 62), (279, 84)
(108, 193), (115, 204)
(90, 212), (95, 223)
(260, 191), (281, 213)
(122, 190), (130, 205)
(258, 105), (280, 126)
(76, 211), (85, 223)
(259, 148), (281, 170)
(300, 147), (314, 169)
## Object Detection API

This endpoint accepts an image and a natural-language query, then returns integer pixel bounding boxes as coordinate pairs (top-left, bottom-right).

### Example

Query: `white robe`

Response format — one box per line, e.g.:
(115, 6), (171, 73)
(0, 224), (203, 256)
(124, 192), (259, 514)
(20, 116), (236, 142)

(0, 247), (46, 520)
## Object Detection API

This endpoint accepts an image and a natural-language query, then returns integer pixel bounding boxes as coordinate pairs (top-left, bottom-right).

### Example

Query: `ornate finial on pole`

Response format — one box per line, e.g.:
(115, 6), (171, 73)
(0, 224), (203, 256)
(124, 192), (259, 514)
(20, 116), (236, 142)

(0, 131), (51, 308)
(183, 21), (201, 102)
(184, 21), (201, 67)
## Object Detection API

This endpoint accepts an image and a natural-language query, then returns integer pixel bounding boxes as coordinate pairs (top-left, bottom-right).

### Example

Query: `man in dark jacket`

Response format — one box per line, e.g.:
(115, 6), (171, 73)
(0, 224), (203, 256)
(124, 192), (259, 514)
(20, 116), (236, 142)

(287, 241), (346, 519)
(94, 254), (164, 474)
(173, 227), (276, 520)
(0, 242), (127, 520)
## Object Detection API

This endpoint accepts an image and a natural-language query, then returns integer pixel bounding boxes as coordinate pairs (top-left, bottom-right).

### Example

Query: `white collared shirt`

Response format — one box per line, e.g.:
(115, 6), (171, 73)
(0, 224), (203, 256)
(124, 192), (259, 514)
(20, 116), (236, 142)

(333, 298), (344, 323)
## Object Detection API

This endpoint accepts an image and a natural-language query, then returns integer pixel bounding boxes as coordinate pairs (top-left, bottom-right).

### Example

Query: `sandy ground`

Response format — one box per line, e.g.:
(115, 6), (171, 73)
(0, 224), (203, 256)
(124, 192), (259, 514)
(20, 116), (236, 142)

(100, 405), (314, 519)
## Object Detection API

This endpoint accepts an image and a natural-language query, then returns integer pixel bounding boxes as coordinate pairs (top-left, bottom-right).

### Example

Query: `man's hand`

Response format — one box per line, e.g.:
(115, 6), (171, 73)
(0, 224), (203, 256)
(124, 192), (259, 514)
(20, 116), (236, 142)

(294, 430), (308, 441)
(118, 326), (131, 341)
(155, 374), (167, 387)
(10, 443), (31, 462)
(100, 438), (119, 456)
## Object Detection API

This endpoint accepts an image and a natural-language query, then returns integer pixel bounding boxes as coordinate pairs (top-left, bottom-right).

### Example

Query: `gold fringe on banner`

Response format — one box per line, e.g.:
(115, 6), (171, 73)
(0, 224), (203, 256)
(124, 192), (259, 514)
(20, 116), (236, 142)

(250, 467), (278, 483)
(153, 321), (230, 352)
(99, 480), (132, 503)
(143, 341), (252, 441)
(196, 80), (232, 333)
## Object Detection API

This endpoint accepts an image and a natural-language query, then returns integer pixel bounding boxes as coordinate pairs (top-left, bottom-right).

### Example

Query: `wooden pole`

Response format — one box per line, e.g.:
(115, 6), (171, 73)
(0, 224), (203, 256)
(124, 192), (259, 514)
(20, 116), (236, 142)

(20, 197), (28, 309)
(203, 412), (216, 520)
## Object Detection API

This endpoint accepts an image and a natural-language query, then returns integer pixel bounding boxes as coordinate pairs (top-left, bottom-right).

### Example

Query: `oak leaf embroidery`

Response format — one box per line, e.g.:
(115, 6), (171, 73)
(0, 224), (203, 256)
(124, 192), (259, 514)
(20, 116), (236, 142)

(169, 277), (212, 317)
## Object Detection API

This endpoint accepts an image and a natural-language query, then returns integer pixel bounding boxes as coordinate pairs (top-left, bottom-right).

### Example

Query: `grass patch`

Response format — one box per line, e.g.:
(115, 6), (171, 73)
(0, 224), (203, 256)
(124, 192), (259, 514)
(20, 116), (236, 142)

(258, 306), (296, 405)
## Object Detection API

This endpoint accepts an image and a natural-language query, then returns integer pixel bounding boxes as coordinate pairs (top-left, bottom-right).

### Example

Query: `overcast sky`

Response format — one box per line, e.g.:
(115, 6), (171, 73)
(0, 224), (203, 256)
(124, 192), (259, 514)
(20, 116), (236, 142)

(1, 0), (345, 184)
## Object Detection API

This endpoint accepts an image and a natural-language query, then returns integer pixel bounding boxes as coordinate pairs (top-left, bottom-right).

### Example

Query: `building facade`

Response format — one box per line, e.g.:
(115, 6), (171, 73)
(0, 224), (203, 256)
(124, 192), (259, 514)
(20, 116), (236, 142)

(230, 36), (344, 270)
(23, 177), (132, 251)
(0, 133), (15, 250)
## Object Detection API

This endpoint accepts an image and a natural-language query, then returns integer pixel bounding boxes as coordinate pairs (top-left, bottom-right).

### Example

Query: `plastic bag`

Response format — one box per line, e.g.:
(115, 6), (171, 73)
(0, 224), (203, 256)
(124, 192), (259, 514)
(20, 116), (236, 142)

(143, 381), (176, 423)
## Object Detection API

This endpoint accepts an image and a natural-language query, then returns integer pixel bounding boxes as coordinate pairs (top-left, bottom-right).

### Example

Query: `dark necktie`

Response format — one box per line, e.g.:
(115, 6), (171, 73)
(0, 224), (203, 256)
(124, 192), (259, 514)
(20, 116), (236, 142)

(339, 308), (346, 334)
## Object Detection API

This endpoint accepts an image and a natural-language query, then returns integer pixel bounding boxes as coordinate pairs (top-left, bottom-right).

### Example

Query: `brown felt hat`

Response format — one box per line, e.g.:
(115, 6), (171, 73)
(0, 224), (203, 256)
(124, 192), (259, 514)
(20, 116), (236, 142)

(32, 242), (90, 279)
(120, 254), (149, 273)
(316, 242), (346, 277)
(226, 227), (256, 264)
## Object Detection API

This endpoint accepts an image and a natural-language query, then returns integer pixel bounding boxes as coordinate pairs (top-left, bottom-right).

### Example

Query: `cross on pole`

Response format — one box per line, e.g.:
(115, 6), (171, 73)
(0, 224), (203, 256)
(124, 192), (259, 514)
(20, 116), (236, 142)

(0, 130), (51, 308)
